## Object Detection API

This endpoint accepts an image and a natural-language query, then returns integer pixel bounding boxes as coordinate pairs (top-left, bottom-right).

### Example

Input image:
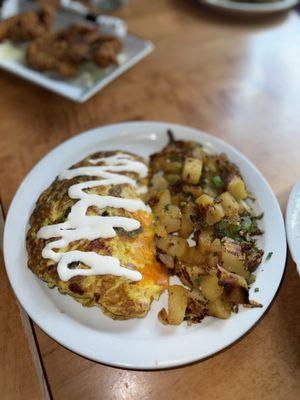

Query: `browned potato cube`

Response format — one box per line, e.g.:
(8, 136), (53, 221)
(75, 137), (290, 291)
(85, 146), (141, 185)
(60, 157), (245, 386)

(151, 174), (168, 191)
(156, 235), (188, 258)
(163, 161), (182, 174)
(207, 297), (231, 319)
(201, 274), (223, 301)
(182, 184), (203, 198)
(181, 246), (206, 264)
(155, 224), (168, 238)
(206, 203), (225, 225)
(211, 238), (221, 253)
(217, 266), (249, 304)
(167, 285), (189, 325)
(221, 239), (249, 279)
(179, 215), (194, 239)
(227, 176), (247, 200)
(195, 194), (214, 209)
(157, 189), (171, 207)
(198, 230), (213, 253)
(219, 191), (240, 216)
(182, 157), (203, 185)
(159, 204), (182, 233)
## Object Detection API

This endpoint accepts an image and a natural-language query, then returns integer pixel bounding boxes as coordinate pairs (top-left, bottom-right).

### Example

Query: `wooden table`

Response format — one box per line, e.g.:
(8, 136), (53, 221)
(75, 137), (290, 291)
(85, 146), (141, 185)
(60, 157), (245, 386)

(1, 0), (300, 399)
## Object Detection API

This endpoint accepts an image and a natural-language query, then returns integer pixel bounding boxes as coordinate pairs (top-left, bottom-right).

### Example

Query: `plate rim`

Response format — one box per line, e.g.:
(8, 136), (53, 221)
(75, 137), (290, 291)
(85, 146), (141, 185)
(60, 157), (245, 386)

(199, 0), (299, 13)
(286, 180), (300, 275)
(3, 121), (287, 369)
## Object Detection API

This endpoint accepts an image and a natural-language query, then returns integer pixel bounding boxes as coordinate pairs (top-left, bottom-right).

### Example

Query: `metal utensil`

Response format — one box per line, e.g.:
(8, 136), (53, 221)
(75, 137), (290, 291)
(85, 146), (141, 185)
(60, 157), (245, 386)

(61, 0), (127, 37)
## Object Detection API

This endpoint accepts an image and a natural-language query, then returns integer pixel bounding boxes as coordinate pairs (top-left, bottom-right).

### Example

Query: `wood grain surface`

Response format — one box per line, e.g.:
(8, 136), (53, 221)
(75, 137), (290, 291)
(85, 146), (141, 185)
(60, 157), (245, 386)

(0, 209), (49, 400)
(0, 0), (300, 399)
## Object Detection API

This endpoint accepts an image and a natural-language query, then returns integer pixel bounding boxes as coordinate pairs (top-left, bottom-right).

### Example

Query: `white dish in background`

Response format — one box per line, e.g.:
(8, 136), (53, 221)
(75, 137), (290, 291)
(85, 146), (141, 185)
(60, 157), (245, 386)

(3, 121), (286, 369)
(286, 180), (300, 275)
(0, 1), (153, 102)
(199, 0), (299, 14)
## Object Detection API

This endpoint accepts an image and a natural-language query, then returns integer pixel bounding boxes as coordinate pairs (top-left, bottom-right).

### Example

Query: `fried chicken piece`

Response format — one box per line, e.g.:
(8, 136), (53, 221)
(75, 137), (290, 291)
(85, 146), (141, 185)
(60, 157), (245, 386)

(0, 7), (56, 43)
(26, 24), (122, 77)
(26, 35), (77, 77)
(92, 38), (122, 67)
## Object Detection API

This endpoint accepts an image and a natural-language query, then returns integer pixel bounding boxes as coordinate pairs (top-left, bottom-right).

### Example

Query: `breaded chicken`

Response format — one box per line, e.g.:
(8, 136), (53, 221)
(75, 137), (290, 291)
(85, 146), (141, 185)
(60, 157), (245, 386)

(0, 6), (56, 43)
(26, 24), (122, 77)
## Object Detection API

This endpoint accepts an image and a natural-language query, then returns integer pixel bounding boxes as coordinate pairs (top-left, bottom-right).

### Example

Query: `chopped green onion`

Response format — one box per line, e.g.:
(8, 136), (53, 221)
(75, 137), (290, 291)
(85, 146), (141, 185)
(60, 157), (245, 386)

(211, 175), (224, 190)
(266, 252), (273, 261)
(240, 216), (252, 232)
(247, 274), (256, 285)
(195, 276), (203, 286)
(254, 287), (259, 293)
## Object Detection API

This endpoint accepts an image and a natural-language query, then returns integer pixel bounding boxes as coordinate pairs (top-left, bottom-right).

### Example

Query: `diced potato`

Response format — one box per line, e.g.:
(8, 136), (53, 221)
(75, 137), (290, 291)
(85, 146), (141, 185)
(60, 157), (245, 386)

(183, 184), (203, 198)
(182, 157), (203, 185)
(207, 297), (231, 319)
(207, 254), (218, 268)
(196, 195), (225, 225)
(178, 215), (194, 239)
(158, 253), (174, 269)
(163, 161), (182, 174)
(151, 174), (168, 191)
(155, 224), (168, 238)
(170, 194), (180, 207)
(192, 146), (205, 160)
(204, 158), (218, 173)
(181, 246), (206, 264)
(157, 189), (171, 208)
(198, 230), (213, 253)
(219, 191), (240, 217)
(159, 204), (181, 233)
(227, 176), (247, 200)
(156, 235), (188, 258)
(206, 203), (225, 225)
(195, 194), (214, 209)
(201, 274), (223, 301)
(217, 266), (249, 304)
(167, 285), (189, 325)
(221, 239), (249, 279)
(211, 238), (221, 253)
(165, 174), (180, 183)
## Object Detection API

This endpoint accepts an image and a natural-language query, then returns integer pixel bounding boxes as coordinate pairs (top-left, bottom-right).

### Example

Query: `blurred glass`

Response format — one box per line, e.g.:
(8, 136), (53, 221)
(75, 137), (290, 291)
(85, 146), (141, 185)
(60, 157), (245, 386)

(90, 0), (127, 11)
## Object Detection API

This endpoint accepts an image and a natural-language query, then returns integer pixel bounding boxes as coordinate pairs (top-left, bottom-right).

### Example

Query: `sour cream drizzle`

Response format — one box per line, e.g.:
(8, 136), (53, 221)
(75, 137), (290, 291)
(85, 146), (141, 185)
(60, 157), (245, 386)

(37, 154), (148, 282)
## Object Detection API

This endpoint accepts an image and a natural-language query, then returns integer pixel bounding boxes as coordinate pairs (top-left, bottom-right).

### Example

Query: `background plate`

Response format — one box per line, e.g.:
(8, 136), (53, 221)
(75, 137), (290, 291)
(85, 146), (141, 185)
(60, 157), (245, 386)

(3, 121), (286, 369)
(0, 1), (153, 102)
(286, 179), (300, 275)
(198, 0), (299, 14)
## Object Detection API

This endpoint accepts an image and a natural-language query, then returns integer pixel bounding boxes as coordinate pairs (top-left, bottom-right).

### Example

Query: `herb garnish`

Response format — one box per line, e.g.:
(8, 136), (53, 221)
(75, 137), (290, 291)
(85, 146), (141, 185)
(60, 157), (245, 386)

(214, 219), (240, 240)
(254, 288), (259, 293)
(266, 252), (273, 261)
(194, 276), (203, 286)
(211, 175), (224, 190)
(240, 215), (252, 232)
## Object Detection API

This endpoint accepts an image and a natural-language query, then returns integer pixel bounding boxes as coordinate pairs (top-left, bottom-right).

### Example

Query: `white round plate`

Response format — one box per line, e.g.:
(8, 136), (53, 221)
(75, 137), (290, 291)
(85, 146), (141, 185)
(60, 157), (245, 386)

(199, 0), (299, 15)
(3, 121), (286, 370)
(286, 180), (300, 275)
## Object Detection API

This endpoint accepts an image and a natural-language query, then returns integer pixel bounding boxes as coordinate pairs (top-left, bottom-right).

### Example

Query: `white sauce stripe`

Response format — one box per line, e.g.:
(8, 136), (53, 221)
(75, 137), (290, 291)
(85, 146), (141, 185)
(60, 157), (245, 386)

(57, 251), (142, 282)
(37, 153), (148, 282)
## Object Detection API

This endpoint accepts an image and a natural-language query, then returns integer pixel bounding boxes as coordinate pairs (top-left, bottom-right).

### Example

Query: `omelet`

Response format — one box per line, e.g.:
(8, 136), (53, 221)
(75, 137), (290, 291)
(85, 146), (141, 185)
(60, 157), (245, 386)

(26, 151), (167, 320)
